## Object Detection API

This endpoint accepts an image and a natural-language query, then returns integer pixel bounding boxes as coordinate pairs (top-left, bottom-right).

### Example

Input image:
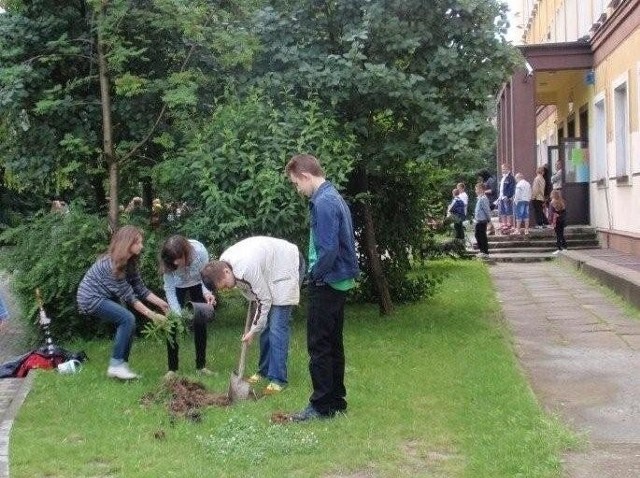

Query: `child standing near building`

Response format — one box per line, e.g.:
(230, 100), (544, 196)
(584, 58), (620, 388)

(456, 182), (469, 215)
(447, 188), (466, 240)
(474, 182), (492, 258)
(514, 173), (532, 235)
(549, 190), (567, 254)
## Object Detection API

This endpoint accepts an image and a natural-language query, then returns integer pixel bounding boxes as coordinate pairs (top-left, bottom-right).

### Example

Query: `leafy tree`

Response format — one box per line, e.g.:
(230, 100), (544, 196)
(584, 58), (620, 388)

(0, 0), (260, 332)
(249, 0), (519, 312)
(0, 0), (257, 229)
(153, 88), (357, 254)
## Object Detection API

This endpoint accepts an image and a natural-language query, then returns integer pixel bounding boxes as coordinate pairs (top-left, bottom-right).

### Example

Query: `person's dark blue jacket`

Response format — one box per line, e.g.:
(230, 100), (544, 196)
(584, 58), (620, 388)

(501, 172), (516, 199)
(309, 181), (359, 284)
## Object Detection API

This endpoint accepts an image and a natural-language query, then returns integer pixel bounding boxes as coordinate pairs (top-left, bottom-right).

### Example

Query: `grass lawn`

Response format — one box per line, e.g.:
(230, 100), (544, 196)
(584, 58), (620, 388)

(10, 260), (577, 477)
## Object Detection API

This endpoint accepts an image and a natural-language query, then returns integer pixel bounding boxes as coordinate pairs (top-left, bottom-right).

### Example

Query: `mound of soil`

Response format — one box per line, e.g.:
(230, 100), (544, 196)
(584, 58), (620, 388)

(141, 376), (230, 421)
(270, 411), (293, 424)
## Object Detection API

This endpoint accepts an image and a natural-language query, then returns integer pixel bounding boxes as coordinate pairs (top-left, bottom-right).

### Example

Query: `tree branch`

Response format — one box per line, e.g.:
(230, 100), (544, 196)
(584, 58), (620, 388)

(119, 19), (210, 164)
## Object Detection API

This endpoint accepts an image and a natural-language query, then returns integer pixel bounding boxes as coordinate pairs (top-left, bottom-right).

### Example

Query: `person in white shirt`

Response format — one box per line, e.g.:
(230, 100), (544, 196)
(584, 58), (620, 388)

(200, 236), (303, 395)
(456, 182), (469, 215)
(513, 173), (532, 235)
(550, 160), (563, 190)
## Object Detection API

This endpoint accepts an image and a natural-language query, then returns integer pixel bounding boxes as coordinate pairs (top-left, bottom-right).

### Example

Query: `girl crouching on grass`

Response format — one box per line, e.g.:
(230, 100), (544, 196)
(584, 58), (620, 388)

(77, 225), (169, 380)
(160, 235), (216, 378)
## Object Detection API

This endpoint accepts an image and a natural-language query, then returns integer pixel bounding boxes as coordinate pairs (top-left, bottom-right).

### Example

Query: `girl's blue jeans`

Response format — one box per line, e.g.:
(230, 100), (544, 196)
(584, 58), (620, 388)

(93, 299), (135, 366)
(257, 305), (292, 385)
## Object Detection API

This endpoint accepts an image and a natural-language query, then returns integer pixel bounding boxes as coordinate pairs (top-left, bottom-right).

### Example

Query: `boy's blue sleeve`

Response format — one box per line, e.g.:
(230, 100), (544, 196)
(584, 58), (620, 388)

(309, 197), (340, 281)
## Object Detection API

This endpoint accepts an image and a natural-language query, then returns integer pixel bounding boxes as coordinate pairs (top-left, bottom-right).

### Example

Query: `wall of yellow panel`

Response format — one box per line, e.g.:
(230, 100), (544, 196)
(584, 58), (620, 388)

(523, 0), (610, 45)
(594, 29), (640, 135)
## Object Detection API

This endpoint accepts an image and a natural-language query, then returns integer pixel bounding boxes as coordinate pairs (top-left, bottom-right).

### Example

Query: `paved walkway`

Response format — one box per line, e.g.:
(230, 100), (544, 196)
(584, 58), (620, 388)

(0, 275), (30, 478)
(490, 254), (640, 477)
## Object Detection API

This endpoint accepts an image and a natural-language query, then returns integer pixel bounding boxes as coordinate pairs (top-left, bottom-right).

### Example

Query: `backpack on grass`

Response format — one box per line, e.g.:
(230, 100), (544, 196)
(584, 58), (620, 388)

(0, 346), (87, 378)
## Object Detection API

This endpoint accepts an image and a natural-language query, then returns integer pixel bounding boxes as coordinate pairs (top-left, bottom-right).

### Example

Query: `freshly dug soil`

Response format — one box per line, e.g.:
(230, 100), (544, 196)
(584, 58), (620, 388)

(270, 411), (293, 424)
(141, 376), (231, 421)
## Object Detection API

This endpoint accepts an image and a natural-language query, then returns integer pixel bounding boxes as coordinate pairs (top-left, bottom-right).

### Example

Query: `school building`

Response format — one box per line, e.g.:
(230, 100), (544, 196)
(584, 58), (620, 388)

(497, 0), (640, 255)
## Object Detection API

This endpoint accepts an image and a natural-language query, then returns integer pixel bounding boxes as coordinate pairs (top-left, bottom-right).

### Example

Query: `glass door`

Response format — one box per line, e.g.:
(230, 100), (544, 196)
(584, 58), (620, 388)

(548, 138), (589, 225)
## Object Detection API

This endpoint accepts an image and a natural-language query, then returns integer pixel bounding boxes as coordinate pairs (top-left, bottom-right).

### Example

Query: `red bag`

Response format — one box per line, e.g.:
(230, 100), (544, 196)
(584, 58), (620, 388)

(15, 351), (65, 378)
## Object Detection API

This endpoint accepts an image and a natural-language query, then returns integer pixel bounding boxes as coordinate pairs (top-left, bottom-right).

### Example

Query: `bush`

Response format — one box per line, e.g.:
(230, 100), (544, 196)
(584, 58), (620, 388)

(0, 203), (175, 341)
(0, 203), (110, 341)
(153, 89), (356, 255)
(352, 260), (444, 305)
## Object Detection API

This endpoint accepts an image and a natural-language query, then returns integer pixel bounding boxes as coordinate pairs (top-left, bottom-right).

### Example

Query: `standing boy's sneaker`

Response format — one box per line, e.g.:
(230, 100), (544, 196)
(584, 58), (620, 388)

(290, 404), (334, 422)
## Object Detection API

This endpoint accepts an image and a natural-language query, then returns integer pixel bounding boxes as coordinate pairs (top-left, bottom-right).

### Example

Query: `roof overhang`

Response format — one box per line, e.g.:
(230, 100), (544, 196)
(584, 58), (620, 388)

(519, 42), (593, 72)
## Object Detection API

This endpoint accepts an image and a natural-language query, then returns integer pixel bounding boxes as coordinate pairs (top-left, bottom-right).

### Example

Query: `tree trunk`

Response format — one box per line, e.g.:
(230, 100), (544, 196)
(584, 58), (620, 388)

(91, 175), (107, 213)
(142, 178), (153, 210)
(353, 166), (394, 314)
(97, 2), (118, 232)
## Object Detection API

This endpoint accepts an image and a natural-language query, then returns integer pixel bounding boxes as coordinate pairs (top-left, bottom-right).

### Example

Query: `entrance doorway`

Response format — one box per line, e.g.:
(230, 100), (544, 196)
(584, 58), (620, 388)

(548, 138), (590, 225)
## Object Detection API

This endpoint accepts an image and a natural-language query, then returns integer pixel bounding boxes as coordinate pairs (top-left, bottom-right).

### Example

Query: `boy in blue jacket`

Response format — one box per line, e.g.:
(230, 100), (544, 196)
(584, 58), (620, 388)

(285, 154), (359, 422)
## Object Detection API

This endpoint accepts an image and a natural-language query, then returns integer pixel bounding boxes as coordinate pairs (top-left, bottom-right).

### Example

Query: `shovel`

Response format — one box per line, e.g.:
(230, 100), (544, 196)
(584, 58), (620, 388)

(228, 302), (254, 403)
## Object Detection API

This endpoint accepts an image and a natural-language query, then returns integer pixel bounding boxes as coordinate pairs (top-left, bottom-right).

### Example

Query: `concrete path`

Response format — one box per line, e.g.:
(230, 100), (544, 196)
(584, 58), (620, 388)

(490, 260), (640, 477)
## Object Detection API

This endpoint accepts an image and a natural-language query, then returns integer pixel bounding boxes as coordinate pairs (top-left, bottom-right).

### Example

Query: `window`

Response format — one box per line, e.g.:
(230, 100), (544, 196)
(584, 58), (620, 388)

(593, 94), (606, 181)
(613, 78), (629, 178)
(539, 139), (548, 166)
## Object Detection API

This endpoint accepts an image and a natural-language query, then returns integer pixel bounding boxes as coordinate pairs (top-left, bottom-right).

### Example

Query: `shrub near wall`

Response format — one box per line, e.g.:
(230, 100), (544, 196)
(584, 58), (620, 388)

(0, 204), (111, 341)
(0, 202), (195, 341)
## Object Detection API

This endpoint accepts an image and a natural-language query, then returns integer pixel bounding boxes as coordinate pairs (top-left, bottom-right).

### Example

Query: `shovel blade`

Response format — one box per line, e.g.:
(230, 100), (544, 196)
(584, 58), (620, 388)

(228, 372), (251, 402)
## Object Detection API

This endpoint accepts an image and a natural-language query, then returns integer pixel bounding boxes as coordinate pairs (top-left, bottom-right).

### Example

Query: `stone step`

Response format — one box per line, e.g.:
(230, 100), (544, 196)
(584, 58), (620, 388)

(475, 251), (560, 263)
(486, 230), (597, 242)
(487, 239), (600, 249)
(482, 245), (599, 254)
(462, 223), (601, 262)
(487, 220), (595, 233)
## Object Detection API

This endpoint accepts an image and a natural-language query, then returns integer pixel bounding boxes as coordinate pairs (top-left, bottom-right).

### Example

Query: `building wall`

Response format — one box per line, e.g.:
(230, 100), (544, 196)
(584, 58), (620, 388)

(590, 26), (640, 235)
(522, 0), (640, 252)
(524, 0), (609, 44)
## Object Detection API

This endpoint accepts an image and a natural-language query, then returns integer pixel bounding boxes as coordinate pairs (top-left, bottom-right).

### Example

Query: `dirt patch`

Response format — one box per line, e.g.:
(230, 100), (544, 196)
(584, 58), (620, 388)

(141, 376), (231, 421)
(270, 411), (293, 424)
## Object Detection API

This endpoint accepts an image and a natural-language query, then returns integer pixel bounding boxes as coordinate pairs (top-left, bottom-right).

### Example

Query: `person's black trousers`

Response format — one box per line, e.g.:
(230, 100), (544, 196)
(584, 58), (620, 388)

(453, 220), (465, 240)
(167, 284), (208, 371)
(475, 221), (489, 254)
(532, 199), (545, 226)
(307, 283), (347, 415)
(555, 219), (567, 250)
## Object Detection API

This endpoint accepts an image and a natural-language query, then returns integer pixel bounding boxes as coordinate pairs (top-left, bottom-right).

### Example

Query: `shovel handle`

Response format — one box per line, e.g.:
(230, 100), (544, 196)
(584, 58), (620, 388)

(237, 302), (254, 378)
